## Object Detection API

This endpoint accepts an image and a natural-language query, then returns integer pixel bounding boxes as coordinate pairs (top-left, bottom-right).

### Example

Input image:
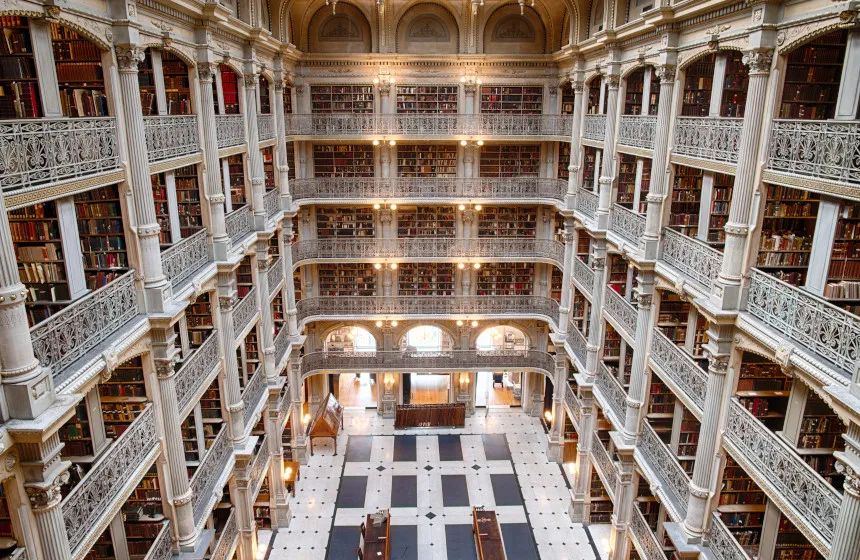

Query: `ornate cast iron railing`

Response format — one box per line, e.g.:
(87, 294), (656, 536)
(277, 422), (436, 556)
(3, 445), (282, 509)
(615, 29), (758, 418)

(291, 177), (567, 202)
(161, 229), (210, 288)
(249, 434), (270, 500)
(257, 114), (275, 141)
(609, 203), (646, 247)
(0, 117), (120, 194)
(566, 325), (588, 368)
(747, 269), (859, 376)
(573, 256), (594, 297)
(142, 521), (173, 560)
(267, 257), (284, 290)
(62, 406), (158, 554)
(274, 325), (290, 368)
(706, 512), (751, 560)
(292, 238), (564, 266)
(724, 399), (841, 549)
(649, 329), (707, 414)
(591, 432), (617, 499)
(638, 422), (690, 520)
(618, 114), (657, 150)
(286, 114), (572, 137)
(226, 205), (253, 246)
(630, 506), (667, 560)
(673, 116), (743, 164)
(767, 119), (860, 185)
(216, 114), (245, 148)
(191, 426), (232, 524)
(297, 296), (559, 327)
(583, 114), (607, 142)
(232, 287), (258, 336)
(264, 187), (280, 218)
(660, 228), (723, 294)
(31, 271), (139, 381)
(576, 187), (599, 220)
(143, 115), (200, 162)
(210, 509), (238, 560)
(604, 287), (637, 340)
(175, 332), (221, 416)
(596, 363), (627, 427)
(564, 383), (582, 426)
(242, 365), (267, 427)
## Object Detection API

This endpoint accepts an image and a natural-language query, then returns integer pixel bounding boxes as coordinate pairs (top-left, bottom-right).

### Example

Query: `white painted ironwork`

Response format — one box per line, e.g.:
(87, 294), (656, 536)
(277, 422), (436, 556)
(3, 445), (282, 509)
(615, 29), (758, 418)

(257, 113), (275, 141)
(242, 365), (267, 427)
(747, 269), (859, 376)
(225, 205), (253, 246)
(267, 256), (284, 290)
(638, 421), (690, 519)
(767, 119), (860, 185)
(232, 287), (258, 336)
(583, 114), (607, 142)
(249, 434), (270, 500)
(596, 363), (627, 427)
(161, 229), (210, 288)
(609, 203), (646, 247)
(216, 114), (246, 148)
(591, 432), (617, 500)
(649, 329), (707, 414)
(572, 256), (593, 297)
(264, 187), (280, 218)
(673, 116), (743, 164)
(630, 506), (667, 560)
(576, 188), (598, 219)
(566, 325), (588, 367)
(706, 512), (751, 560)
(175, 331), (220, 415)
(0, 117), (120, 193)
(286, 114), (572, 137)
(143, 115), (200, 162)
(30, 271), (139, 381)
(191, 426), (232, 524)
(660, 228), (723, 294)
(211, 509), (238, 560)
(274, 325), (290, 368)
(142, 521), (173, 560)
(603, 287), (637, 339)
(618, 114), (657, 150)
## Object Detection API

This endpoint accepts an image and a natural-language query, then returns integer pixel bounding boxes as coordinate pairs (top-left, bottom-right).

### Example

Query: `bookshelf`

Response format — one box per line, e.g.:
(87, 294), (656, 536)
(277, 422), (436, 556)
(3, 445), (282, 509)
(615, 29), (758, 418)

(200, 378), (224, 423)
(313, 144), (374, 177)
(239, 328), (260, 381)
(757, 185), (819, 285)
(151, 173), (172, 247)
(717, 456), (767, 560)
(551, 267), (563, 302)
(479, 144), (541, 177)
(186, 292), (214, 347)
(798, 392), (846, 489)
(283, 87), (292, 115)
(607, 255), (628, 294)
(74, 185), (129, 291)
(616, 154), (638, 209)
(138, 49), (156, 116)
(395, 85), (458, 114)
(561, 87), (576, 114)
(293, 269), (303, 302)
(51, 23), (108, 118)
(310, 85), (373, 113)
(477, 206), (537, 237)
(720, 51), (748, 117)
(262, 146), (275, 191)
(624, 67), (658, 115)
(59, 400), (94, 458)
(122, 467), (166, 559)
(572, 290), (589, 333)
(676, 408), (700, 475)
(272, 291), (284, 336)
(774, 514), (824, 560)
(398, 263), (455, 297)
(0, 16), (41, 118)
(647, 377), (674, 443)
(587, 79), (602, 114)
(589, 467), (612, 523)
(255, 477), (272, 530)
(236, 257), (253, 299)
(682, 54), (715, 116)
(396, 206), (455, 237)
(577, 233), (590, 260)
(226, 154), (246, 209)
(316, 207), (375, 238)
(162, 50), (191, 115)
(707, 172), (733, 246)
(10, 201), (70, 324)
(84, 527), (115, 560)
(0, 485), (21, 554)
(286, 141), (296, 179)
(258, 75), (271, 114)
(670, 165), (703, 237)
(558, 142), (571, 180)
(602, 325), (621, 369)
(583, 147), (598, 190)
(397, 144), (457, 177)
(175, 165), (203, 237)
(779, 30), (847, 120)
(825, 201), (860, 313)
(476, 263), (534, 296)
(318, 264), (377, 297)
(219, 64), (240, 114)
(479, 85), (543, 114)
(737, 351), (792, 431)
(99, 357), (147, 440)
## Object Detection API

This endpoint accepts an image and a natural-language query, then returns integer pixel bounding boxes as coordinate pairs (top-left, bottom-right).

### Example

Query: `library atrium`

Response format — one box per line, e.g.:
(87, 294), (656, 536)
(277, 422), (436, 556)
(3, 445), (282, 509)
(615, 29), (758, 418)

(0, 0), (858, 559)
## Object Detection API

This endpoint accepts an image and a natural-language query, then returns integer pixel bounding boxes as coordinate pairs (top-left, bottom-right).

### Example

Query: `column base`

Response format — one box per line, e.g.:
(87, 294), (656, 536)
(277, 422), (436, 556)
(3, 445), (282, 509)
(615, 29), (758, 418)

(546, 437), (562, 463)
(273, 499), (292, 529)
(175, 528), (214, 560)
(663, 522), (705, 558)
(568, 496), (589, 523)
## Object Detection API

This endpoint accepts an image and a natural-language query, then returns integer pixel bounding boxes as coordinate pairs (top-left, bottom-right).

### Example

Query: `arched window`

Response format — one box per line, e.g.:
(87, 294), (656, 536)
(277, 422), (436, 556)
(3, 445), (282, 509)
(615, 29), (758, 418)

(476, 326), (528, 352)
(399, 325), (453, 352)
(325, 326), (377, 353)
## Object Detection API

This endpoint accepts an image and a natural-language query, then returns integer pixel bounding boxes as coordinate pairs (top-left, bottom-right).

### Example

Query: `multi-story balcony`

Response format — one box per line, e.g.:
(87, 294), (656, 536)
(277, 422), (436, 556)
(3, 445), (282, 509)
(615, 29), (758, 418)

(657, 227), (724, 296)
(572, 256), (594, 300)
(582, 114), (606, 143)
(648, 328), (706, 415)
(143, 114), (201, 163)
(232, 287), (258, 338)
(764, 119), (860, 189)
(142, 521), (173, 560)
(226, 205), (254, 246)
(635, 421), (690, 521)
(210, 509), (239, 560)
(257, 113), (276, 142)
(608, 203), (646, 250)
(565, 323), (588, 369)
(160, 228), (212, 290)
(290, 177), (567, 204)
(264, 187), (282, 218)
(672, 116), (743, 170)
(575, 187), (599, 222)
(291, 238), (564, 267)
(216, 114), (246, 149)
(241, 364), (267, 429)
(175, 331), (222, 418)
(190, 426), (233, 526)
(617, 114), (657, 152)
(285, 114), (572, 140)
(590, 431), (618, 501)
(595, 363), (627, 429)
(602, 287), (637, 342)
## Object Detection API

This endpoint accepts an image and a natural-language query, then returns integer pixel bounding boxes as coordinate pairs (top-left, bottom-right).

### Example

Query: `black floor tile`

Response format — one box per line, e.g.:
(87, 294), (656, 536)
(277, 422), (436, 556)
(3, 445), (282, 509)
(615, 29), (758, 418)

(490, 473), (523, 506)
(390, 525), (418, 560)
(345, 435), (373, 462)
(482, 434), (512, 460)
(445, 524), (478, 560)
(393, 435), (417, 462)
(336, 476), (368, 509)
(326, 526), (361, 560)
(501, 523), (540, 560)
(391, 475), (418, 508)
(437, 434), (463, 461)
(441, 475), (470, 507)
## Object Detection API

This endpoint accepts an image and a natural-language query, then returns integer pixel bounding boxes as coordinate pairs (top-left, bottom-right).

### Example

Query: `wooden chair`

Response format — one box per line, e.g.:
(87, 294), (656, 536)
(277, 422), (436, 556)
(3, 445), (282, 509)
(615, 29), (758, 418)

(492, 373), (504, 388)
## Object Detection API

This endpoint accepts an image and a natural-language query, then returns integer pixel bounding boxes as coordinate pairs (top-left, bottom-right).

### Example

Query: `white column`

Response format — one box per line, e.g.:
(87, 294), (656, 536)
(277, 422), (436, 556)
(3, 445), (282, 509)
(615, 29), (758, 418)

(197, 62), (230, 261)
(22, 434), (72, 560)
(567, 74), (585, 208)
(547, 353), (568, 462)
(569, 389), (595, 522)
(558, 220), (577, 333)
(596, 72), (620, 230)
(832, 424), (860, 560)
(584, 244), (607, 382)
(218, 271), (249, 448)
(621, 272), (654, 444)
(273, 70), (292, 208)
(244, 72), (267, 230)
(256, 242), (276, 381)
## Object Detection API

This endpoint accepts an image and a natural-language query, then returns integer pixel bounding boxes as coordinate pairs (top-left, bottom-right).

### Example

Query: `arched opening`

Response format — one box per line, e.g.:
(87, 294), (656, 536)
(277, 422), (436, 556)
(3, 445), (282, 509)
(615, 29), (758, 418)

(307, 3), (372, 53)
(483, 5), (547, 55)
(396, 4), (459, 54)
(325, 326), (378, 408)
(779, 29), (853, 120)
(138, 48), (192, 115)
(681, 51), (748, 118)
(399, 325), (454, 352)
(475, 325), (527, 408)
(476, 325), (528, 351)
(398, 325), (453, 404)
(588, 0), (604, 38)
(215, 63), (240, 114)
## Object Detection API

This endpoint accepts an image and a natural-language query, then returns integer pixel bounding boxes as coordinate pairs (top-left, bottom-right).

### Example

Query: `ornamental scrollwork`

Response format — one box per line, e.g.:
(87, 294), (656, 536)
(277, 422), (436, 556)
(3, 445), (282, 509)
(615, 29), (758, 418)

(655, 64), (675, 82)
(638, 422), (690, 518)
(650, 329), (707, 411)
(660, 228), (724, 294)
(115, 45), (145, 71)
(609, 204), (646, 247)
(603, 287), (637, 339)
(834, 459), (860, 497)
(175, 332), (220, 413)
(190, 426), (232, 524)
(26, 470), (69, 510)
(232, 287), (259, 335)
(742, 48), (773, 73)
(673, 116), (742, 164)
(143, 115), (201, 162)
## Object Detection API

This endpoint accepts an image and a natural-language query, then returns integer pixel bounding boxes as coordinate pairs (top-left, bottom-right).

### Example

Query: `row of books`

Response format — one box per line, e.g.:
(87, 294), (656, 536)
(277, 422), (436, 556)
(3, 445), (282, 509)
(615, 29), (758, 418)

(59, 88), (108, 118)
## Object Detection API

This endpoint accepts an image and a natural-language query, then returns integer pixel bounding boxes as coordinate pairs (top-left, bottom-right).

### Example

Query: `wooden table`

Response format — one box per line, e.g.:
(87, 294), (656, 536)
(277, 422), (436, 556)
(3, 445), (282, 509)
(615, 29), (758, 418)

(394, 403), (466, 429)
(361, 510), (391, 559)
(473, 507), (506, 560)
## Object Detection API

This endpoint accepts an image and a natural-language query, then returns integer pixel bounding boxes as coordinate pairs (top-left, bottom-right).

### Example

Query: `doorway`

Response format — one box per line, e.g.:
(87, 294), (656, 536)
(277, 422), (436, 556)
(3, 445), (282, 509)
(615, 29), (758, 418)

(406, 373), (450, 404)
(475, 371), (522, 407)
(336, 372), (377, 408)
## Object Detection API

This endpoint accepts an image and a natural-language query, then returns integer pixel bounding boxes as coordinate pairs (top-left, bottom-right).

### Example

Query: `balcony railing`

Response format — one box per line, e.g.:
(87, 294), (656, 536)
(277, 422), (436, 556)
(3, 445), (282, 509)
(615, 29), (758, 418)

(591, 432), (617, 500)
(143, 115), (200, 162)
(649, 329), (707, 414)
(267, 257), (284, 290)
(300, 350), (555, 378)
(564, 383), (581, 426)
(211, 509), (238, 560)
(242, 365), (267, 428)
(191, 426), (232, 524)
(660, 228), (723, 294)
(767, 119), (860, 185)
(225, 205), (253, 246)
(257, 114), (275, 141)
(582, 114), (607, 142)
(297, 296), (559, 327)
(706, 512), (751, 560)
(0, 117), (121, 194)
(161, 229), (210, 288)
(143, 521), (173, 560)
(566, 325), (588, 368)
(249, 434), (270, 499)
(232, 287), (258, 336)
(572, 256), (594, 297)
(292, 238), (564, 266)
(264, 187), (280, 218)
(576, 188), (598, 220)
(62, 406), (158, 555)
(175, 331), (221, 417)
(291, 177), (567, 202)
(618, 114), (657, 150)
(746, 269), (859, 377)
(637, 422), (689, 520)
(31, 271), (139, 383)
(609, 204), (646, 247)
(596, 363), (627, 428)
(216, 114), (245, 148)
(604, 287), (637, 340)
(630, 506), (667, 560)
(724, 399), (841, 550)
(673, 116), (743, 164)
(286, 114), (572, 137)
(274, 325), (290, 368)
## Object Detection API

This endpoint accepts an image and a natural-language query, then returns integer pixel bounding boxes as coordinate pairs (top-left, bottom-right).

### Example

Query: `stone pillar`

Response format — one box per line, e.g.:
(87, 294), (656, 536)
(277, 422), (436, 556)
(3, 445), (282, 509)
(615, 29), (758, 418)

(832, 424), (860, 560)
(256, 242), (276, 380)
(608, 448), (635, 560)
(20, 434), (71, 560)
(218, 271), (249, 448)
(115, 46), (170, 311)
(585, 243), (607, 382)
(547, 352), (568, 462)
(641, 63), (677, 260)
(282, 222), (300, 337)
(288, 357), (308, 464)
(566, 73), (585, 208)
(596, 68), (620, 231)
(231, 453), (258, 560)
(621, 272), (654, 444)
(197, 62), (231, 261)
(558, 219), (577, 333)
(713, 48), (773, 310)
(151, 328), (197, 549)
(273, 68), (292, 209)
(265, 400), (290, 528)
(569, 386), (595, 522)
(244, 72), (267, 231)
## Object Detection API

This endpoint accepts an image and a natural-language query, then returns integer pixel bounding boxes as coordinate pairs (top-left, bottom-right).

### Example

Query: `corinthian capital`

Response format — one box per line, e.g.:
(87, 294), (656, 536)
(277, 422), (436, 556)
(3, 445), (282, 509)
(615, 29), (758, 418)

(244, 73), (259, 88)
(198, 62), (218, 82)
(26, 471), (70, 511)
(742, 48), (773, 74)
(655, 64), (676, 82)
(115, 45), (145, 71)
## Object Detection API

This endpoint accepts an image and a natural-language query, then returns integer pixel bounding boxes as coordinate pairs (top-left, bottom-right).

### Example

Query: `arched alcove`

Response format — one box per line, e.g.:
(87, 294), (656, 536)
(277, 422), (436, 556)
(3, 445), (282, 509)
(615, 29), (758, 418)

(399, 325), (454, 352)
(307, 2), (372, 53)
(483, 5), (547, 55)
(396, 3), (459, 54)
(588, 0), (604, 37)
(324, 325), (377, 352)
(476, 325), (529, 352)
